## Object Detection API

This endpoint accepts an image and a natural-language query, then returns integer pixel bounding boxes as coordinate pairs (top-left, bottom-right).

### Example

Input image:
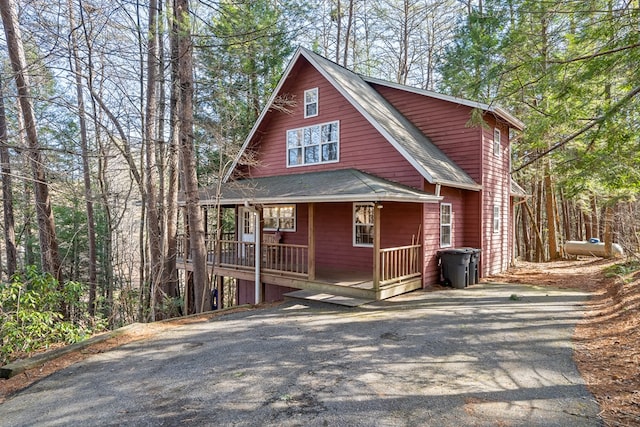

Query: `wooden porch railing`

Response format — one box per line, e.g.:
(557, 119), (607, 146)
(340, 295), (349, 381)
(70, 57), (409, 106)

(178, 234), (420, 287)
(262, 242), (308, 276)
(379, 244), (422, 286)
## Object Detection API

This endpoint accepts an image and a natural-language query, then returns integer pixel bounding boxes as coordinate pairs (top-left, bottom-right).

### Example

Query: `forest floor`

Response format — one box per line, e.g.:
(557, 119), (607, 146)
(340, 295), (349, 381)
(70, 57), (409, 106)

(1, 258), (639, 426)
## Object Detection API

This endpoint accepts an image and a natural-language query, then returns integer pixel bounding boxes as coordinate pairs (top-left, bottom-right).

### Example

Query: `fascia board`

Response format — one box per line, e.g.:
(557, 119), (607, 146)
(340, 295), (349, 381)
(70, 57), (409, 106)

(197, 193), (442, 206)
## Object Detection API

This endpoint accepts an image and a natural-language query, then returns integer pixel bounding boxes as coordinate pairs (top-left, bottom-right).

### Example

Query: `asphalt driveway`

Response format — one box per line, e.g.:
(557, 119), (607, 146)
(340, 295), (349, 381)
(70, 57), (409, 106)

(0, 283), (601, 426)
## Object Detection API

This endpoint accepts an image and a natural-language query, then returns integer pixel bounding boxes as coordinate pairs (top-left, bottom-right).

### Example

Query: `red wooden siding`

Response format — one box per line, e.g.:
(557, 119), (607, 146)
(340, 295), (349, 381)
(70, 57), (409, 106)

(236, 280), (296, 305)
(243, 58), (424, 189)
(372, 84), (483, 182)
(422, 186), (483, 285)
(422, 203), (441, 284)
(480, 119), (511, 275)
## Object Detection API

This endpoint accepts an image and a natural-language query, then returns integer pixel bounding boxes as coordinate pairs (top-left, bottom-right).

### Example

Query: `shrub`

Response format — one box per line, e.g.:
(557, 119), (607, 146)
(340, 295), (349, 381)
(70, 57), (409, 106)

(0, 267), (106, 365)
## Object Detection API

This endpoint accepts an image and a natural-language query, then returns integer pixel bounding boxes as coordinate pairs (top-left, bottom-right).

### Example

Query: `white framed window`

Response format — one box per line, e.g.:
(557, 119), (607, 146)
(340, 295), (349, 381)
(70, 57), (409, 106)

(304, 88), (318, 118)
(493, 205), (501, 233)
(440, 203), (452, 247)
(493, 127), (501, 156)
(263, 205), (296, 231)
(354, 203), (374, 247)
(287, 121), (339, 167)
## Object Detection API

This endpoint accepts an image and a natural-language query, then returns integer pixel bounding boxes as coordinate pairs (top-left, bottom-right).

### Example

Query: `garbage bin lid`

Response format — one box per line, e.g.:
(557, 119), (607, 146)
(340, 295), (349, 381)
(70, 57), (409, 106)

(438, 249), (469, 254)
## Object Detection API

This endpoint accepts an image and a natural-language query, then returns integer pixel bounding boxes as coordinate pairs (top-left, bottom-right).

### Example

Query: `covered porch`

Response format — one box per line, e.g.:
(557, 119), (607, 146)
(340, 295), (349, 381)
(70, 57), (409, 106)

(181, 169), (442, 302)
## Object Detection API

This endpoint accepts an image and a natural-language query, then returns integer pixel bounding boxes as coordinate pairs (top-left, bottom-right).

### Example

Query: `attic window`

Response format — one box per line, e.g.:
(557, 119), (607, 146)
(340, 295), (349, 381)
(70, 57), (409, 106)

(304, 88), (318, 118)
(493, 128), (501, 156)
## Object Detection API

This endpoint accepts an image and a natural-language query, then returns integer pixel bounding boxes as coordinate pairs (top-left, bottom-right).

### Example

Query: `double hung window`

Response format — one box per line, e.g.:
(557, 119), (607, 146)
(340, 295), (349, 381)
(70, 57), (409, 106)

(493, 128), (501, 156)
(354, 203), (374, 247)
(304, 88), (318, 118)
(440, 203), (452, 247)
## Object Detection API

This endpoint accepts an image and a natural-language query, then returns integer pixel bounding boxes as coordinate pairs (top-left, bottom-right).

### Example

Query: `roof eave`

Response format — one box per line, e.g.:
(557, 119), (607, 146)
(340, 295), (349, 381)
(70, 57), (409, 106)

(436, 180), (483, 192)
(199, 193), (442, 206)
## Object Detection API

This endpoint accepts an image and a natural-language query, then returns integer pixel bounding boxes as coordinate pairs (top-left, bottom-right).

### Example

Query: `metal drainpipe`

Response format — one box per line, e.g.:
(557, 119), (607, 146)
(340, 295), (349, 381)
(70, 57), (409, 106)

(254, 210), (261, 304)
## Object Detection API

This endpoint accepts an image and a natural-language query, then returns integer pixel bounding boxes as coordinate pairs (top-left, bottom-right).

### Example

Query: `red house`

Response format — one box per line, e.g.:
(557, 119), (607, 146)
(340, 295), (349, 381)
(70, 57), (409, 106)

(184, 47), (524, 305)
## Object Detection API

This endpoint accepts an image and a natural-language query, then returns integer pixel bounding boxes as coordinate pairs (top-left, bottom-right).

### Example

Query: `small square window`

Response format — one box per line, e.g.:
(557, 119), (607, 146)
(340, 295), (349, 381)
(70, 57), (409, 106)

(493, 128), (501, 156)
(304, 88), (318, 118)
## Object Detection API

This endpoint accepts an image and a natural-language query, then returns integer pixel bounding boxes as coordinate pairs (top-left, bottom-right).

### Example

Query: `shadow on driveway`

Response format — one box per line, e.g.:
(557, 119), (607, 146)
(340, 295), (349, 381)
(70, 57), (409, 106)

(0, 283), (601, 426)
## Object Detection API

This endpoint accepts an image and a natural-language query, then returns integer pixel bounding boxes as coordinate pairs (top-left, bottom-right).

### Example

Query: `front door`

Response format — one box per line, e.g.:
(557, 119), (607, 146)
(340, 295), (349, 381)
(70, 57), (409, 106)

(239, 207), (255, 259)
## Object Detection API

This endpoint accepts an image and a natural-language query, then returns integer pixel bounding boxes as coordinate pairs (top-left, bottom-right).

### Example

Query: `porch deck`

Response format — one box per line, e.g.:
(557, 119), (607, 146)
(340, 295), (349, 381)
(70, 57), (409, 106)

(177, 240), (423, 301)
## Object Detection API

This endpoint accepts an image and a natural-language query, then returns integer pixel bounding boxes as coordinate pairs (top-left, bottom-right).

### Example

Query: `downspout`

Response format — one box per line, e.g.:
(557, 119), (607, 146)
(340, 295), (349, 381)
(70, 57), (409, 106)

(254, 209), (261, 304)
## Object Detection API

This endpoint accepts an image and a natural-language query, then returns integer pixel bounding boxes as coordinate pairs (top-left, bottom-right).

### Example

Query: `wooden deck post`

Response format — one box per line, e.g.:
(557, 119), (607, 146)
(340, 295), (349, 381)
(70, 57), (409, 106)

(373, 203), (381, 291)
(308, 203), (315, 280)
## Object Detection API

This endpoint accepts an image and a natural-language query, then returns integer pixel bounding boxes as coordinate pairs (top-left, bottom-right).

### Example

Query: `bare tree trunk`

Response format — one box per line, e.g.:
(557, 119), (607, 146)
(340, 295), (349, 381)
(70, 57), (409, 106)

(69, 0), (98, 314)
(0, 77), (16, 277)
(0, 0), (62, 281)
(342, 0), (354, 67)
(603, 204), (614, 258)
(544, 162), (559, 260)
(175, 0), (210, 313)
(524, 201), (545, 260)
(163, 0), (180, 306)
(335, 0), (342, 63)
(144, 0), (164, 320)
(590, 196), (599, 239)
(535, 179), (544, 261)
(519, 202), (531, 261)
(398, 0), (410, 84)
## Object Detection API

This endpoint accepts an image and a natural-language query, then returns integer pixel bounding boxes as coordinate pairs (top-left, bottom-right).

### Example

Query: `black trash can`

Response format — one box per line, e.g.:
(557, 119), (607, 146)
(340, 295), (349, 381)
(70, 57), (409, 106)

(462, 248), (481, 285)
(438, 249), (471, 289)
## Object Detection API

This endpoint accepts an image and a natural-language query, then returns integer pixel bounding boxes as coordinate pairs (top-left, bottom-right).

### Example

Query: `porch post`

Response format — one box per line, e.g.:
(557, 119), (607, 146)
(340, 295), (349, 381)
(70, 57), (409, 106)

(308, 203), (315, 280)
(373, 203), (381, 291)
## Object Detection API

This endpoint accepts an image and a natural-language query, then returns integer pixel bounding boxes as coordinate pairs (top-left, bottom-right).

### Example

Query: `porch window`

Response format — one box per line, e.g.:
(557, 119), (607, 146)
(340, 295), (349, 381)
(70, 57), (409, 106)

(354, 203), (374, 247)
(263, 205), (296, 232)
(440, 203), (452, 247)
(304, 88), (318, 118)
(287, 121), (339, 167)
(493, 128), (501, 156)
(493, 205), (501, 233)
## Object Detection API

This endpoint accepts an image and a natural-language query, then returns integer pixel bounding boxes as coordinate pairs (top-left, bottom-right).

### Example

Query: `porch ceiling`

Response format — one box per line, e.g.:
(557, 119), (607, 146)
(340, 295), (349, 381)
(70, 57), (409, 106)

(202, 168), (442, 205)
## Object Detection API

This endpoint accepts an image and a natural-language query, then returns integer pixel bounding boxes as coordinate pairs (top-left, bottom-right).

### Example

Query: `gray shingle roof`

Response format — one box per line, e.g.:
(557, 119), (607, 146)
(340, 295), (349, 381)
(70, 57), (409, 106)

(300, 48), (479, 189)
(203, 169), (441, 205)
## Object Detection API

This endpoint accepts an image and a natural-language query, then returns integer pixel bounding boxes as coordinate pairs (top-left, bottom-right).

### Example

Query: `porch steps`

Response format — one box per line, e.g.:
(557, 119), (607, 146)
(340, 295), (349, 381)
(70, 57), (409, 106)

(284, 290), (375, 307)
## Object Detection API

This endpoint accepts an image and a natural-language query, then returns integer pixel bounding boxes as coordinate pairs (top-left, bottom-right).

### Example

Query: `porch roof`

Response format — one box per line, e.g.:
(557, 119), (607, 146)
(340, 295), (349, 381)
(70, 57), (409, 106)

(201, 169), (442, 205)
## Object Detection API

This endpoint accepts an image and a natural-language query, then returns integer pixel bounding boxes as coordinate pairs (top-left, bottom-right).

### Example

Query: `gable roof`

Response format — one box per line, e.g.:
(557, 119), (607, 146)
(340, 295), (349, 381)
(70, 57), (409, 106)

(203, 169), (442, 205)
(226, 47), (521, 191)
(363, 76), (525, 131)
